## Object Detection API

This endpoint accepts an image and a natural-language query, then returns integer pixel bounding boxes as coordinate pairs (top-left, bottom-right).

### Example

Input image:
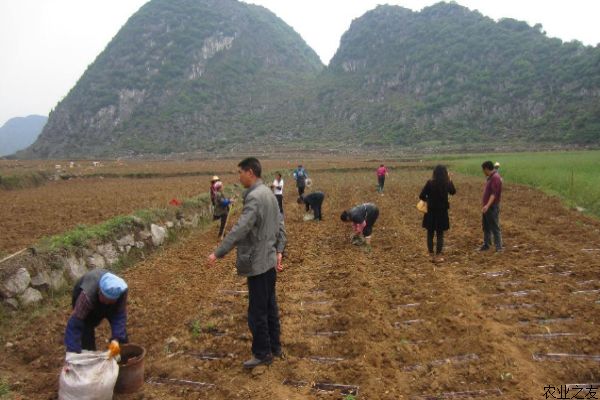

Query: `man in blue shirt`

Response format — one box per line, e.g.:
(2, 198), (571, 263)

(293, 164), (308, 197)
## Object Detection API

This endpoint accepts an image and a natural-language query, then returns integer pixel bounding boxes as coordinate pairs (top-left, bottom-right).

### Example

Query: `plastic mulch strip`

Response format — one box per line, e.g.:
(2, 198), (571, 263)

(186, 351), (230, 360)
(522, 333), (581, 340)
(576, 280), (597, 285)
(410, 388), (503, 399)
(402, 354), (480, 372)
(313, 330), (346, 337)
(518, 317), (574, 325)
(481, 270), (511, 278)
(551, 271), (573, 276)
(502, 281), (524, 286)
(492, 290), (540, 297)
(533, 353), (600, 362)
(495, 303), (536, 310)
(307, 356), (345, 363)
(571, 289), (600, 295)
(398, 303), (421, 308)
(303, 300), (333, 306)
(281, 379), (359, 395)
(146, 377), (216, 390)
(220, 290), (248, 295)
(314, 382), (359, 395)
(395, 320), (425, 327)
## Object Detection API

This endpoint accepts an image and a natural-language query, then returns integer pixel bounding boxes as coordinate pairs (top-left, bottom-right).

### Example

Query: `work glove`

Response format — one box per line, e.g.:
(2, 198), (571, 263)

(108, 340), (121, 362)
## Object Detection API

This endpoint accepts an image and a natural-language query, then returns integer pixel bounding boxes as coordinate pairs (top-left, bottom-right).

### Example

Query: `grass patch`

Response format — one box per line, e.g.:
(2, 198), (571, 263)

(446, 150), (600, 217)
(188, 320), (220, 339)
(133, 208), (170, 224)
(34, 182), (243, 254)
(38, 215), (138, 252)
(190, 320), (201, 338)
(0, 171), (48, 190)
(0, 378), (10, 396)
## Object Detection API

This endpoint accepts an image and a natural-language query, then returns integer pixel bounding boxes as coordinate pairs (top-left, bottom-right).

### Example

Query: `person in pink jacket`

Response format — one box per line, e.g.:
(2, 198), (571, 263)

(376, 164), (389, 194)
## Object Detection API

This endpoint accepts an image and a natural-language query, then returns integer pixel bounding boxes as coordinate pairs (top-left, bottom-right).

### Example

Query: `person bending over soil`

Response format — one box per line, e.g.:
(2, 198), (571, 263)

(340, 203), (379, 245)
(298, 191), (325, 221)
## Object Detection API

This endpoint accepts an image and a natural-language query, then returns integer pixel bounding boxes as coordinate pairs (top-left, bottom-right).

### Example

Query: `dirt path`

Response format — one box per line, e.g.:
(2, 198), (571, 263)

(2, 169), (600, 399)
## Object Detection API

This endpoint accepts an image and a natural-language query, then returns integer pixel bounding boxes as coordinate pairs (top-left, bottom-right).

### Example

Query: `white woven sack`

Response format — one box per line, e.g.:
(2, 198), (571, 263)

(58, 351), (118, 400)
(303, 213), (314, 221)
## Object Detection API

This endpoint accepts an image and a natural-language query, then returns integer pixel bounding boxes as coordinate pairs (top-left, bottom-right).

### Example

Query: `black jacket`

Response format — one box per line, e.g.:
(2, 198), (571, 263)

(348, 203), (378, 224)
(303, 192), (324, 211)
(419, 180), (456, 231)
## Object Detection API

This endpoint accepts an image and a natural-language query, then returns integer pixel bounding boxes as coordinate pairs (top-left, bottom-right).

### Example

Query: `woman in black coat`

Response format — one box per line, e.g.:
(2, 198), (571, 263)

(419, 165), (456, 263)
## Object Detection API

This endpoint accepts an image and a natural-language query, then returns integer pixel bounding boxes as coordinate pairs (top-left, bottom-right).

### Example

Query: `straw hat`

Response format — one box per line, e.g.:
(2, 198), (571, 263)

(211, 175), (220, 182)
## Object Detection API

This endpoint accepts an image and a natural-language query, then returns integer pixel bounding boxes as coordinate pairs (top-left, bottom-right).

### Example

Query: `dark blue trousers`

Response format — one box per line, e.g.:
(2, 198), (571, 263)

(247, 267), (281, 359)
(482, 204), (502, 250)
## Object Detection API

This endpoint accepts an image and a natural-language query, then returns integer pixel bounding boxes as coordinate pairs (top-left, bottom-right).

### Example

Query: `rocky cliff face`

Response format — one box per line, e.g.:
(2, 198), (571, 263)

(24, 0), (322, 158)
(322, 3), (600, 145)
(21, 1), (600, 157)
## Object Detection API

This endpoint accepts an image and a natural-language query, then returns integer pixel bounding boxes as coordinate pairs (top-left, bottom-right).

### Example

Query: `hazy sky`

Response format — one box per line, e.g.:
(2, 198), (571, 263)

(1, 0), (599, 127)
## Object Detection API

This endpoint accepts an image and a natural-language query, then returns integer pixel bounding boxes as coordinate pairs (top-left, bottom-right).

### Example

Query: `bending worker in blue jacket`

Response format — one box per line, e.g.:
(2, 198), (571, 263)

(64, 269), (128, 353)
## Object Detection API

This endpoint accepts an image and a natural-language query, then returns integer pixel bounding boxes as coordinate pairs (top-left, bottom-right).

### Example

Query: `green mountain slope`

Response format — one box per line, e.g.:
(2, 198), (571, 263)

(24, 0), (323, 157)
(22, 1), (600, 157)
(319, 3), (600, 146)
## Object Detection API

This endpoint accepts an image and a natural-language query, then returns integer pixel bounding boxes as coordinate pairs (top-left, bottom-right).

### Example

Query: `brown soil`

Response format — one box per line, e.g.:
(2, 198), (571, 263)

(1, 167), (600, 399)
(0, 175), (231, 254)
(0, 158), (407, 254)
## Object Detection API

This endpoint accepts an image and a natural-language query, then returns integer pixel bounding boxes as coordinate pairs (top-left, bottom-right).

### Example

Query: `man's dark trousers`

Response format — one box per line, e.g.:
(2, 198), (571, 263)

(313, 203), (322, 220)
(378, 176), (385, 192)
(482, 204), (502, 250)
(247, 267), (281, 359)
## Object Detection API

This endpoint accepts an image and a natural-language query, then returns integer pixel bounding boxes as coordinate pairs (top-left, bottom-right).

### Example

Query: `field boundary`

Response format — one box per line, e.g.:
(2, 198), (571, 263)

(0, 187), (237, 312)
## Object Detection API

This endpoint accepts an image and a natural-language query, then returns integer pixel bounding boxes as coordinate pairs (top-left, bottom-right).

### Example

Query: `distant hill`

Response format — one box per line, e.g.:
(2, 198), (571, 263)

(0, 115), (47, 157)
(23, 0), (322, 158)
(312, 2), (600, 146)
(21, 1), (600, 158)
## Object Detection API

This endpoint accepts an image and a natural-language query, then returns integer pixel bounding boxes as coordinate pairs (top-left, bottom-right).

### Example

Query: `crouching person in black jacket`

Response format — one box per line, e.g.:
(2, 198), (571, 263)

(298, 191), (325, 221)
(340, 203), (379, 245)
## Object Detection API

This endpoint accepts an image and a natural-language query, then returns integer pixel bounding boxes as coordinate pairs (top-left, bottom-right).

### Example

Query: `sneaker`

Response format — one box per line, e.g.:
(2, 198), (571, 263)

(495, 247), (504, 253)
(272, 349), (286, 359)
(479, 245), (490, 251)
(243, 355), (273, 369)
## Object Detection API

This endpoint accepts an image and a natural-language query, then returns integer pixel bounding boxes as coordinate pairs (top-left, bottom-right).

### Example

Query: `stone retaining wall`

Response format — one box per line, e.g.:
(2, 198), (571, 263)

(0, 207), (211, 311)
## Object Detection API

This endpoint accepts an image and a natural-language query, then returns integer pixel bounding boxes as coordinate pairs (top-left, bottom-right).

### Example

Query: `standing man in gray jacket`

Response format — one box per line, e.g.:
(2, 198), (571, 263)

(208, 157), (287, 369)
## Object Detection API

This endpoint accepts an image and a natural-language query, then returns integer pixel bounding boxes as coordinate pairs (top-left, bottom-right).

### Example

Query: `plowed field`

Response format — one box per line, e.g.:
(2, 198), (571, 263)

(0, 175), (233, 254)
(2, 167), (600, 399)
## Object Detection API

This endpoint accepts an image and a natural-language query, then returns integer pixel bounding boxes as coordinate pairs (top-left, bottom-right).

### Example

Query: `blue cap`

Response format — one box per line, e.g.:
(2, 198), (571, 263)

(99, 273), (128, 300)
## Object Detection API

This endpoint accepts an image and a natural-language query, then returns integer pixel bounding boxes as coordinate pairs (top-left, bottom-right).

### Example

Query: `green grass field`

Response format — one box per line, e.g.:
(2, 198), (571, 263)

(438, 150), (600, 218)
